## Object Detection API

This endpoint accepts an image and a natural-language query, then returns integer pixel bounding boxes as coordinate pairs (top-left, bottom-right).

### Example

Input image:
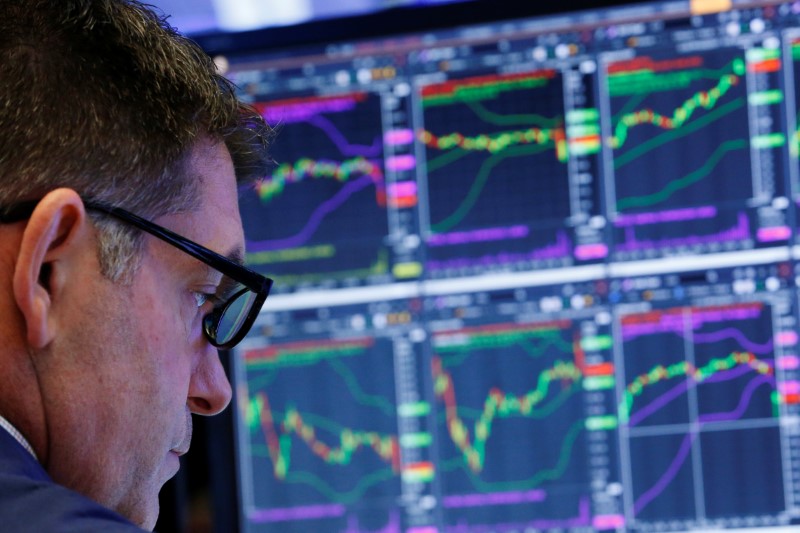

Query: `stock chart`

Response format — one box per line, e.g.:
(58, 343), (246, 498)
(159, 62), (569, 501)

(225, 1), (800, 531)
(240, 333), (402, 532)
(606, 42), (792, 261)
(618, 301), (789, 528)
(238, 92), (392, 291)
(606, 49), (757, 258)
(420, 70), (574, 275)
(431, 320), (597, 530)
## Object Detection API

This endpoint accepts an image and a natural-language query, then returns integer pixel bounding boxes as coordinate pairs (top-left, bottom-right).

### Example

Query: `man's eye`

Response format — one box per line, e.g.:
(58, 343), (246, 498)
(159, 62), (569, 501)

(193, 292), (214, 308)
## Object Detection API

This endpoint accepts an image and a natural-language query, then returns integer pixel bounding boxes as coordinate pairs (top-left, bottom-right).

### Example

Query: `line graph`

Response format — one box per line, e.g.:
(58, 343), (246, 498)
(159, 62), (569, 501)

(607, 49), (756, 259)
(430, 319), (613, 529)
(240, 92), (392, 289)
(420, 70), (574, 274)
(240, 335), (402, 529)
(618, 302), (786, 525)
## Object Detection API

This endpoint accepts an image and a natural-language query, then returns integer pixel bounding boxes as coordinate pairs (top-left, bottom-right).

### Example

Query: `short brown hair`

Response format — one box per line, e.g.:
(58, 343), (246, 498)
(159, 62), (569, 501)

(0, 0), (273, 279)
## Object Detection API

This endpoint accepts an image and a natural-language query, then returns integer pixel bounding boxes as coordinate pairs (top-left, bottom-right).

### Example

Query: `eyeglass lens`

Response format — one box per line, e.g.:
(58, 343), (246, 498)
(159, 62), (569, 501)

(212, 288), (260, 346)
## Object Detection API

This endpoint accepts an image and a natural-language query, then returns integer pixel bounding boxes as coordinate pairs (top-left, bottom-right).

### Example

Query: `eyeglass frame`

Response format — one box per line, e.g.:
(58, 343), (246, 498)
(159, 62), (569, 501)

(0, 197), (273, 349)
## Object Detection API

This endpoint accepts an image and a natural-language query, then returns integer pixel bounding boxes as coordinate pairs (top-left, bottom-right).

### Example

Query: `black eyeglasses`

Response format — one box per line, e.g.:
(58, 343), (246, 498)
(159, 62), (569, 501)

(0, 198), (273, 349)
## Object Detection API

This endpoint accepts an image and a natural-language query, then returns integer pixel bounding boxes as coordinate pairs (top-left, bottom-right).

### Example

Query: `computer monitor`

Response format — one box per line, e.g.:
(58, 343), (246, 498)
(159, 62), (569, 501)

(204, 0), (800, 530)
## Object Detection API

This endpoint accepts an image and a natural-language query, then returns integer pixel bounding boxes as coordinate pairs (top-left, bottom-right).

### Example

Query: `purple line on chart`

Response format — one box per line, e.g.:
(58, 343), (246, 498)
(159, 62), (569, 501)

(247, 175), (379, 251)
(621, 309), (764, 342)
(250, 503), (346, 523)
(344, 511), (401, 533)
(428, 225), (529, 247)
(633, 374), (776, 516)
(627, 362), (774, 427)
(445, 497), (592, 532)
(443, 489), (545, 508)
(633, 431), (697, 516)
(306, 114), (382, 157)
(426, 231), (572, 270)
(616, 212), (749, 253)
(614, 206), (717, 227)
(260, 96), (360, 123)
(698, 373), (775, 423)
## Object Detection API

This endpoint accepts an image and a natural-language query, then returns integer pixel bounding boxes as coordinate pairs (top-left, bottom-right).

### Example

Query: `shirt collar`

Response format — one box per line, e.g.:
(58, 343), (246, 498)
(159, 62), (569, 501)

(0, 415), (38, 461)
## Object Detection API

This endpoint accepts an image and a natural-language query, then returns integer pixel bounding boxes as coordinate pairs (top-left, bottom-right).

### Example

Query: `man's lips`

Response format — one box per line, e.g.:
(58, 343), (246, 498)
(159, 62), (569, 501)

(171, 411), (193, 456)
(170, 442), (190, 456)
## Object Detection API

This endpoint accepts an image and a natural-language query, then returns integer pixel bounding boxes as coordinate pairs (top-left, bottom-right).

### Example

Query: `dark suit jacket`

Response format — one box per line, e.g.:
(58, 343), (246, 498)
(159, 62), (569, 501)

(0, 425), (144, 531)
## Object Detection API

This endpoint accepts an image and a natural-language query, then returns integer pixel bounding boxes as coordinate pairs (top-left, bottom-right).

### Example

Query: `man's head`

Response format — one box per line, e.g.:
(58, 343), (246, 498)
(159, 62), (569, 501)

(0, 0), (272, 529)
(0, 0), (272, 278)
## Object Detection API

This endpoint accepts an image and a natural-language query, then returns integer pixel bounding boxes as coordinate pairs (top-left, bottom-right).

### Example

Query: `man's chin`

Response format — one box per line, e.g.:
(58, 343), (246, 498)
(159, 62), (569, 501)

(129, 498), (160, 532)
(111, 482), (163, 531)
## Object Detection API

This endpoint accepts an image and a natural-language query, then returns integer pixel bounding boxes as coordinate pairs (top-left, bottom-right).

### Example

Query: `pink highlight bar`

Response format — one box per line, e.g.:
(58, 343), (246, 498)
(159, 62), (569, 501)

(575, 243), (608, 260)
(384, 128), (415, 145)
(593, 514), (625, 530)
(250, 504), (345, 523)
(386, 154), (416, 171)
(388, 181), (418, 197)
(777, 331), (799, 347)
(407, 528), (438, 533)
(757, 225), (791, 242)
(443, 489), (545, 508)
(778, 355), (800, 370)
(779, 381), (800, 395)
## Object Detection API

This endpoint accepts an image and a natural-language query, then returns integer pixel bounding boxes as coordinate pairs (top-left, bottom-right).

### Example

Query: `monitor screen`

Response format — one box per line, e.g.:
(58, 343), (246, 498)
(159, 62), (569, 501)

(214, 0), (800, 530)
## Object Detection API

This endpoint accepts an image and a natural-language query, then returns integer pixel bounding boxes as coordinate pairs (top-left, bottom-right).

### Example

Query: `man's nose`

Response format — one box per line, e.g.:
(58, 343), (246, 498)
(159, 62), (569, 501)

(187, 349), (233, 415)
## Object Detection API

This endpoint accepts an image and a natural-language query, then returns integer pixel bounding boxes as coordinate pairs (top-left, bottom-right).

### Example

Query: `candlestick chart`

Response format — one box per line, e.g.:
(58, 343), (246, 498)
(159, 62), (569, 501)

(607, 49), (756, 259)
(240, 336), (401, 531)
(239, 92), (391, 289)
(430, 319), (605, 529)
(419, 70), (574, 275)
(618, 302), (786, 527)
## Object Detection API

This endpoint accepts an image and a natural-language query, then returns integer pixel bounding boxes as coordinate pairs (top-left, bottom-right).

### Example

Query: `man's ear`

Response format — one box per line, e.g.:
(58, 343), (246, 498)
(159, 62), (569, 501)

(12, 189), (89, 349)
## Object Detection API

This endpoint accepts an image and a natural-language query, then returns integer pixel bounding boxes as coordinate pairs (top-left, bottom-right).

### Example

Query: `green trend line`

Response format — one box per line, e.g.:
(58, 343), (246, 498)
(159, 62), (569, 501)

(430, 143), (550, 233)
(612, 92), (648, 124)
(442, 418), (585, 493)
(433, 356), (582, 473)
(607, 57), (745, 97)
(281, 466), (396, 505)
(268, 248), (390, 285)
(611, 69), (740, 149)
(245, 339), (370, 370)
(427, 146), (472, 173)
(614, 96), (745, 169)
(615, 138), (747, 211)
(250, 440), (396, 500)
(465, 99), (563, 128)
(440, 379), (579, 424)
(327, 359), (396, 417)
(437, 327), (574, 368)
(249, 394), (399, 491)
(422, 74), (553, 107)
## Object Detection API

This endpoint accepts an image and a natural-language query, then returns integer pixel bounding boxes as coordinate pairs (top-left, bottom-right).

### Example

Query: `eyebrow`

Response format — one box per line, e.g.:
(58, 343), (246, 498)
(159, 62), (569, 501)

(227, 247), (245, 266)
(201, 246), (245, 281)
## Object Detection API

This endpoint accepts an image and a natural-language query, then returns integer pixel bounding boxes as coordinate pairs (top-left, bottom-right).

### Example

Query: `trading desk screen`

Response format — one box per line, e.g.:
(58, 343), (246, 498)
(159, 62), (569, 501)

(223, 1), (800, 531)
